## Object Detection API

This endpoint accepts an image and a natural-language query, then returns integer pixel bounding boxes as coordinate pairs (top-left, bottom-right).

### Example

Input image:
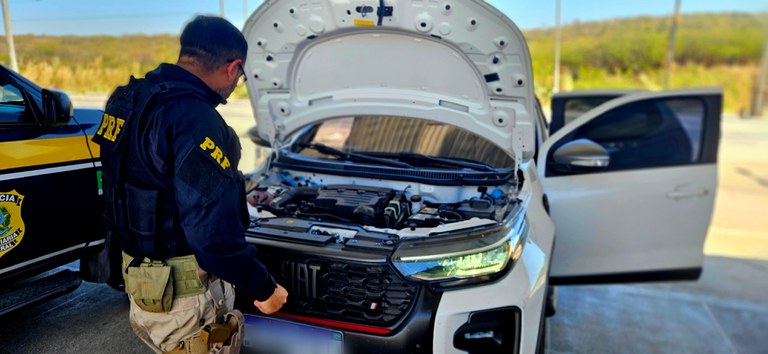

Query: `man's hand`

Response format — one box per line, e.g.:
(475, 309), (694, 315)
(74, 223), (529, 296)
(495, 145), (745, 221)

(246, 188), (274, 207)
(253, 283), (288, 315)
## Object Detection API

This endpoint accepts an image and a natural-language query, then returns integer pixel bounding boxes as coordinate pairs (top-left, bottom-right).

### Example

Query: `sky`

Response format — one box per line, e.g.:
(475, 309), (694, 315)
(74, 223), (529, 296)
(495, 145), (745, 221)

(4, 0), (767, 36)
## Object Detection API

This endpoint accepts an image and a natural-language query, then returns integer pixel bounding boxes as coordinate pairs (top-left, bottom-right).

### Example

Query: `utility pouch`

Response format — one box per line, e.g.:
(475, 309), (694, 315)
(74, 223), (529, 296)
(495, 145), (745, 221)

(123, 256), (174, 313)
(201, 323), (231, 347)
(201, 310), (244, 354)
(165, 255), (206, 298)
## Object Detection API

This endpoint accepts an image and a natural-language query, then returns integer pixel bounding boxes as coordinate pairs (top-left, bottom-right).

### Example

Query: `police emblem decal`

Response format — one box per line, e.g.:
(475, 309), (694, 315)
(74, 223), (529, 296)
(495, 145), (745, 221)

(0, 190), (25, 258)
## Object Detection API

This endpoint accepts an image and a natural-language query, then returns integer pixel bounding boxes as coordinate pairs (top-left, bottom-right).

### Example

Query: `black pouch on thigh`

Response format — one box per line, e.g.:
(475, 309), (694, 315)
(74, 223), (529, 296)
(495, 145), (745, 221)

(124, 260), (174, 313)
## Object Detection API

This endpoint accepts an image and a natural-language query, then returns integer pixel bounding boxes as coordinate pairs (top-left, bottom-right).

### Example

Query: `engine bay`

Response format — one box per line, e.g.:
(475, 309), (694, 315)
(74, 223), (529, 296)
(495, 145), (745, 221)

(248, 179), (515, 233)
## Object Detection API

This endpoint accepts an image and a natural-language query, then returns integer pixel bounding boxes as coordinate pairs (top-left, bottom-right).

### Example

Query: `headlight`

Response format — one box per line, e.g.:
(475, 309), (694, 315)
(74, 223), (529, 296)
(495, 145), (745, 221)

(392, 213), (528, 288)
(394, 236), (513, 281)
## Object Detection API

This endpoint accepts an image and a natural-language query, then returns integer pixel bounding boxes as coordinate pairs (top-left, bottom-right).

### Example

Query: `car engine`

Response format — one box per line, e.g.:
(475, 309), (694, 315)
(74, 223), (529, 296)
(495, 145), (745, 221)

(249, 184), (510, 231)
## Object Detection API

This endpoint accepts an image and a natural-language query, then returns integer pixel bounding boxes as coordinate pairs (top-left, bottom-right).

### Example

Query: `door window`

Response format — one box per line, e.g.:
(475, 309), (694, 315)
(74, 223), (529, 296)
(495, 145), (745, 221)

(563, 97), (615, 126)
(547, 97), (707, 175)
(0, 82), (29, 124)
(550, 95), (623, 134)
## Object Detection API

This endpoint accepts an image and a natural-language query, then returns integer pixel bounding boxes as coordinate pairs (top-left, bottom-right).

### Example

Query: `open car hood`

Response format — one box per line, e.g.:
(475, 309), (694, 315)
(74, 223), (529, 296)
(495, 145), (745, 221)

(243, 0), (536, 163)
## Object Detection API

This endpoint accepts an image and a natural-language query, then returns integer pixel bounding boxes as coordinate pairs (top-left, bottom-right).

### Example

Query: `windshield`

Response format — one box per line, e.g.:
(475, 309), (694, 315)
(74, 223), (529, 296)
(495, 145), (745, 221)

(289, 116), (514, 169)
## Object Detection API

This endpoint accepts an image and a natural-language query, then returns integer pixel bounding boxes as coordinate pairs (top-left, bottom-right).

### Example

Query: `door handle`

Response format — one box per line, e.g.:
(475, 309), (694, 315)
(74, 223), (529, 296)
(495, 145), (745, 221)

(666, 188), (709, 200)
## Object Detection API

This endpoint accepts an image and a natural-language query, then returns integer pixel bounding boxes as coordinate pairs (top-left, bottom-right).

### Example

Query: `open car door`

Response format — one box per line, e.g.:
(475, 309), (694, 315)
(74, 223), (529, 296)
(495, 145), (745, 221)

(538, 88), (722, 284)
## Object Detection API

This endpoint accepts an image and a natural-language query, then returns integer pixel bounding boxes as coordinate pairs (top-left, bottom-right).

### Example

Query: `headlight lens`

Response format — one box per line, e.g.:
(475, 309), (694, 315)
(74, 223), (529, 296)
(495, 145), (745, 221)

(392, 214), (528, 287)
(393, 240), (512, 281)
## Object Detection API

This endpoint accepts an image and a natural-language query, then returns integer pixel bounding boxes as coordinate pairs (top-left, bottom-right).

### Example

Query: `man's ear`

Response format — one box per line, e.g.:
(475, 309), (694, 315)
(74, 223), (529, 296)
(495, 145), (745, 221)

(225, 59), (242, 81)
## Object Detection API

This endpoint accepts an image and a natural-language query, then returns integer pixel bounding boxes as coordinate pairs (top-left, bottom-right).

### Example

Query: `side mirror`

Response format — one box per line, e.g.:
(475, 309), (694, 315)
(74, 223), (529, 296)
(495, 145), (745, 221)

(246, 125), (272, 147)
(41, 88), (73, 127)
(552, 138), (610, 168)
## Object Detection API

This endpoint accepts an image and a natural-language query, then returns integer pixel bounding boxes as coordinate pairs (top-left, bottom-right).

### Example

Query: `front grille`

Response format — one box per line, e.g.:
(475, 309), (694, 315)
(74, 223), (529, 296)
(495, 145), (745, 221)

(257, 248), (419, 328)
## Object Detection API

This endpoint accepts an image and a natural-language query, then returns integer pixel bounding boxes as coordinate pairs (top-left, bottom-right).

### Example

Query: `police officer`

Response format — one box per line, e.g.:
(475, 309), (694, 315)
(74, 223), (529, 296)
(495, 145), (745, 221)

(93, 16), (287, 353)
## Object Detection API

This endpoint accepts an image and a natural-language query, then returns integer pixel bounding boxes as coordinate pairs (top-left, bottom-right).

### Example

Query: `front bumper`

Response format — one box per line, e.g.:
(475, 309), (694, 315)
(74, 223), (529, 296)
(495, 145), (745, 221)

(239, 225), (548, 354)
(236, 284), (440, 354)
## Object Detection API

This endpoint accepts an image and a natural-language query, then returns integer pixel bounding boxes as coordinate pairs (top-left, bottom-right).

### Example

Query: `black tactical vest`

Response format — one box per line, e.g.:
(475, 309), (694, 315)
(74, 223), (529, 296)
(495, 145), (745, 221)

(93, 77), (204, 260)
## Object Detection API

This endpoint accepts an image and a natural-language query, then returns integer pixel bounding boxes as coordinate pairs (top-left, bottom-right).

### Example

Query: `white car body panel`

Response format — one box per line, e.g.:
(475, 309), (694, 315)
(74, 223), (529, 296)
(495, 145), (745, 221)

(544, 165), (716, 277)
(540, 89), (720, 278)
(434, 239), (547, 354)
(243, 0), (536, 162)
(435, 162), (554, 353)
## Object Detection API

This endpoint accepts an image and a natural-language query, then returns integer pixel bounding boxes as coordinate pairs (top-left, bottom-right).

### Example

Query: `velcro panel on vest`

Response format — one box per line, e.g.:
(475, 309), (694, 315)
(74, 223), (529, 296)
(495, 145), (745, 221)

(166, 255), (206, 298)
(124, 183), (165, 258)
(125, 184), (158, 235)
(177, 147), (228, 202)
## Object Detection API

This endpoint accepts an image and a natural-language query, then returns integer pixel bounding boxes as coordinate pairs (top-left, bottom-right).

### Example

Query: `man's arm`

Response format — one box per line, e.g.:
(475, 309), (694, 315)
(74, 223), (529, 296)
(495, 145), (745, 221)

(169, 103), (281, 304)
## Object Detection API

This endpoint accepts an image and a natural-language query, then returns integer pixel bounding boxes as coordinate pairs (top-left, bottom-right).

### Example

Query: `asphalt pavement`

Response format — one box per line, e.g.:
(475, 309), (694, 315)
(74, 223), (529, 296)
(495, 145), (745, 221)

(0, 97), (763, 353)
(1, 254), (765, 354)
(548, 256), (768, 353)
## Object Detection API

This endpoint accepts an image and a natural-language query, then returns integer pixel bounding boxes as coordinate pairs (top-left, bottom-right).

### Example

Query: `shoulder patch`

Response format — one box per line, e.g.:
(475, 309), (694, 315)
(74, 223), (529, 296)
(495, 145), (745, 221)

(198, 136), (232, 170)
(93, 113), (127, 145)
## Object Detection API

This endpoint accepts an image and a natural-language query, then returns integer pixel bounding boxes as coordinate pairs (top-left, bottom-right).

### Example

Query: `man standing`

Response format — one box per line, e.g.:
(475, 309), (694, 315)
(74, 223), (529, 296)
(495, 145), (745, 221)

(93, 16), (287, 353)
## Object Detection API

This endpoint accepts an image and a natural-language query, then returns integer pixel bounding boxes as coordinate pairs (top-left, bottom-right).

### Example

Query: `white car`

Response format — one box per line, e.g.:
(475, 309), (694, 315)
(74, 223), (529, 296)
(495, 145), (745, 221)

(237, 1), (722, 353)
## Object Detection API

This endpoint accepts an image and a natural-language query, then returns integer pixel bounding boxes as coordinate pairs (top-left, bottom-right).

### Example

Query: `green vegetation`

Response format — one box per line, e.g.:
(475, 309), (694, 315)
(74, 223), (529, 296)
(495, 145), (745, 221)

(0, 12), (763, 111)
(526, 12), (767, 112)
(526, 13), (765, 71)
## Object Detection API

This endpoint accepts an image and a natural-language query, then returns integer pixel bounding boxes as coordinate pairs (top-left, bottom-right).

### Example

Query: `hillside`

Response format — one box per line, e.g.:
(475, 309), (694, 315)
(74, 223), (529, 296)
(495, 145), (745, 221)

(525, 12), (766, 112)
(0, 12), (764, 111)
(525, 13), (764, 70)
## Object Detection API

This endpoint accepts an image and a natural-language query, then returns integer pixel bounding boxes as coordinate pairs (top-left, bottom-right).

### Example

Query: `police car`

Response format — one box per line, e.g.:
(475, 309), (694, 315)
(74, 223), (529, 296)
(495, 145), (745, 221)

(236, 1), (722, 353)
(0, 64), (106, 315)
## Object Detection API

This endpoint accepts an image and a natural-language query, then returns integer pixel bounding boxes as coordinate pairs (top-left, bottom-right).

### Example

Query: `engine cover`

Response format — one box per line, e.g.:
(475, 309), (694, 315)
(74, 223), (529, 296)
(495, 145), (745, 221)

(314, 185), (394, 222)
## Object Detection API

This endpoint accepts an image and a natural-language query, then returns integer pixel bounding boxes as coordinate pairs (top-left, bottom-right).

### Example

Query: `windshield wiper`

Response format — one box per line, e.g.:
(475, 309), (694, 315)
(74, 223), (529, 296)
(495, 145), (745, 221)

(367, 152), (496, 172)
(296, 143), (415, 169)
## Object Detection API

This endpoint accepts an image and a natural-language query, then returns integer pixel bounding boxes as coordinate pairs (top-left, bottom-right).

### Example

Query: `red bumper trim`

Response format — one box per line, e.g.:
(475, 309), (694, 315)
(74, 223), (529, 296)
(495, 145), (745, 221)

(272, 312), (392, 335)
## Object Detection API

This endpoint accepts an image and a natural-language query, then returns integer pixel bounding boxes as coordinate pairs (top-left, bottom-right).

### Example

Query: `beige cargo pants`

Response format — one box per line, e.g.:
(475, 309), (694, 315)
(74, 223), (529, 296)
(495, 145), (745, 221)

(124, 255), (236, 353)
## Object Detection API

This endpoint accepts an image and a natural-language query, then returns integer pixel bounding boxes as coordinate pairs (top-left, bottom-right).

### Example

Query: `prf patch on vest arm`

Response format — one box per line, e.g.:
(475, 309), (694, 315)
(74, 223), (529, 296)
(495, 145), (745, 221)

(177, 137), (233, 200)
(95, 113), (126, 143)
(198, 137), (232, 170)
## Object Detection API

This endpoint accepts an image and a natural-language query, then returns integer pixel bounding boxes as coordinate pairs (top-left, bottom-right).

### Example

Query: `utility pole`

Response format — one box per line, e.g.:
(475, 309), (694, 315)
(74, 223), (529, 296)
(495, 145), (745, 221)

(243, 0), (248, 21)
(664, 0), (682, 89)
(553, 0), (562, 94)
(751, 23), (768, 117)
(1, 0), (17, 72)
(220, 0), (226, 18)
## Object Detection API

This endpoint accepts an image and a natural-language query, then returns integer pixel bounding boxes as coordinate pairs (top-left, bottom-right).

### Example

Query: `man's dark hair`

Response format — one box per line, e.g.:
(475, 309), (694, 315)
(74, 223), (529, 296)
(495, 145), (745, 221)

(179, 15), (247, 73)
